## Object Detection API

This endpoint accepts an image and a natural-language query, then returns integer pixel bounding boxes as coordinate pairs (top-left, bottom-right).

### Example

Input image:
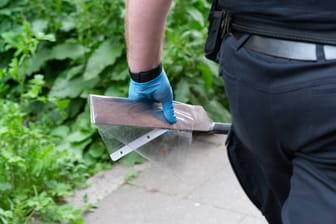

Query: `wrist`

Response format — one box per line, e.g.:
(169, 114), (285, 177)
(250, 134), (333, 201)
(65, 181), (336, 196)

(129, 63), (162, 83)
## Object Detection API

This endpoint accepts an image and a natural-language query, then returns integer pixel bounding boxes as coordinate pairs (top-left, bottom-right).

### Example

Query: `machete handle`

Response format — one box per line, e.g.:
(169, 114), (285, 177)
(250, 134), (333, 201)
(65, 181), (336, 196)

(209, 122), (231, 134)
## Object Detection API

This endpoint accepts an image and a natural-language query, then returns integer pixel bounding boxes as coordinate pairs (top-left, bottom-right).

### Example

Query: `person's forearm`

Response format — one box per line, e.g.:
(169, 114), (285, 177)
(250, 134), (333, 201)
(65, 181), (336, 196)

(125, 0), (172, 72)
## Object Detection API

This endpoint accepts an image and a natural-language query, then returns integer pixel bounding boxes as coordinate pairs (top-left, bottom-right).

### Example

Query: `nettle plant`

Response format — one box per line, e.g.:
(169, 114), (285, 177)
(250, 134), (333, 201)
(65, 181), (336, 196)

(0, 22), (93, 222)
(0, 100), (88, 224)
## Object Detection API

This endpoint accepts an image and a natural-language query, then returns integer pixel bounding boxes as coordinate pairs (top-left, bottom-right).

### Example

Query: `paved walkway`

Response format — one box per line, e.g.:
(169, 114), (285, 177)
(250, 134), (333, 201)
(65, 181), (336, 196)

(69, 134), (267, 224)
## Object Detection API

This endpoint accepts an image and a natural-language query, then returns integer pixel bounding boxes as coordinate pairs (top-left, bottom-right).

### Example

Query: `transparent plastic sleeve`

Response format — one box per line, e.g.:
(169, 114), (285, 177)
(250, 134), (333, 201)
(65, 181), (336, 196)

(90, 95), (213, 132)
(89, 95), (221, 173)
(95, 105), (195, 172)
(98, 126), (191, 171)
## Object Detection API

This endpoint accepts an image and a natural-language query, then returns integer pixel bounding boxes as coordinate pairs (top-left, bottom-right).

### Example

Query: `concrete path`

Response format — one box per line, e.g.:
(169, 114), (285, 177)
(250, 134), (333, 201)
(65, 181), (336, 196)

(71, 134), (267, 224)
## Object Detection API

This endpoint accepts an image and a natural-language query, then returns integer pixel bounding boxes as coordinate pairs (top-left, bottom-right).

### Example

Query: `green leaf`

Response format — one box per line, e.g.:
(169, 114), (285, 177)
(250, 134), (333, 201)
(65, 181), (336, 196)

(73, 110), (94, 132)
(52, 42), (88, 60)
(111, 67), (128, 81)
(83, 40), (123, 80)
(60, 16), (76, 32)
(204, 100), (231, 122)
(31, 19), (48, 36)
(109, 62), (128, 81)
(66, 130), (92, 143)
(1, 31), (20, 49)
(49, 76), (99, 98)
(88, 144), (106, 159)
(202, 57), (219, 75)
(0, 0), (9, 7)
(104, 85), (127, 97)
(0, 207), (12, 224)
(49, 77), (83, 98)
(47, 181), (72, 197)
(0, 126), (8, 135)
(188, 8), (204, 27)
(50, 125), (70, 138)
(0, 182), (12, 191)
(66, 99), (85, 119)
(197, 64), (213, 91)
(28, 47), (53, 73)
(71, 138), (92, 156)
(65, 65), (84, 80)
(175, 79), (191, 103)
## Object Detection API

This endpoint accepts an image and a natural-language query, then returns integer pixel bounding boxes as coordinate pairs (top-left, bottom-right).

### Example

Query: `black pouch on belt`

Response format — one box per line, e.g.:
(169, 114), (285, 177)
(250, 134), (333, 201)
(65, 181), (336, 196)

(204, 11), (224, 61)
(204, 0), (231, 62)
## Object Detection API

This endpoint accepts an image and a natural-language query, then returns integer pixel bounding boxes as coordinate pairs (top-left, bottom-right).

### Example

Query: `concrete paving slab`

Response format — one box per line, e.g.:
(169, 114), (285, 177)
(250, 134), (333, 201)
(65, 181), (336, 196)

(130, 134), (229, 197)
(85, 184), (245, 224)
(187, 161), (262, 217)
(67, 163), (149, 208)
(83, 133), (267, 224)
(239, 215), (267, 224)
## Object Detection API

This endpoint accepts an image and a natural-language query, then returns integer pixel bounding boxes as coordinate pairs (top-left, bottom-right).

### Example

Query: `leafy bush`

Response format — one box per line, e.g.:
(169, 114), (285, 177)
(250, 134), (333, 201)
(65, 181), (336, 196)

(0, 98), (91, 223)
(166, 0), (231, 121)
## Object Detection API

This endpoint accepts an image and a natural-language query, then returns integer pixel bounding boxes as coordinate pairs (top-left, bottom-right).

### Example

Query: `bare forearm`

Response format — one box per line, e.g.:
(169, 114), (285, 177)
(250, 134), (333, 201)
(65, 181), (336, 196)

(125, 0), (172, 72)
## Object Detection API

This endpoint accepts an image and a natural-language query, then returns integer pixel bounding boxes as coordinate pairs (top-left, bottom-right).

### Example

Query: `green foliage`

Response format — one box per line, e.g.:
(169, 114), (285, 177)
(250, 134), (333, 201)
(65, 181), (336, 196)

(166, 0), (230, 121)
(0, 0), (231, 222)
(0, 100), (89, 223)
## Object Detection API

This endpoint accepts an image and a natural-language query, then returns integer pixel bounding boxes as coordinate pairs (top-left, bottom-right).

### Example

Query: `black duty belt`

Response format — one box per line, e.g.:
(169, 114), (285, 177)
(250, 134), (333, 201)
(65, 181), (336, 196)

(231, 17), (336, 46)
(244, 35), (336, 61)
(204, 4), (336, 62)
(220, 13), (336, 61)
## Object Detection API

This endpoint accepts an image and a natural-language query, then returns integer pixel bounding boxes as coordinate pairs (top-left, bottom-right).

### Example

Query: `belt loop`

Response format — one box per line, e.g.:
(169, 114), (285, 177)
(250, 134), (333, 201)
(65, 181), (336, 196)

(220, 12), (232, 38)
(235, 33), (251, 50)
(316, 44), (325, 60)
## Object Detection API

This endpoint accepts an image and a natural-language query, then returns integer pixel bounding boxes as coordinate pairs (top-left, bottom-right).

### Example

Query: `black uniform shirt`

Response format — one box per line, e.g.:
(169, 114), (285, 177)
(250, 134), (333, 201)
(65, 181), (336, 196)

(219, 0), (336, 30)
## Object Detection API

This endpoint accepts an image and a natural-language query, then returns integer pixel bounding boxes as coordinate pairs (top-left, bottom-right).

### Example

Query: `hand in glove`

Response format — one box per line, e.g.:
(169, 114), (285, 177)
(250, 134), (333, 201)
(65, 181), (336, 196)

(128, 65), (177, 124)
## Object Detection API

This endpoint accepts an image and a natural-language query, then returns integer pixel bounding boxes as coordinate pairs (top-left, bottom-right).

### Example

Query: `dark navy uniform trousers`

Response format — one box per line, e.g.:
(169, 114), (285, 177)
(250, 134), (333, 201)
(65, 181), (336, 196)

(220, 34), (336, 224)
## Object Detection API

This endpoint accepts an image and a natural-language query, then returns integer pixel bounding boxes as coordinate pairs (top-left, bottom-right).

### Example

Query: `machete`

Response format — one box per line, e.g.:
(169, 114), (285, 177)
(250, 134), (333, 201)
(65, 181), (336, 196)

(89, 94), (231, 161)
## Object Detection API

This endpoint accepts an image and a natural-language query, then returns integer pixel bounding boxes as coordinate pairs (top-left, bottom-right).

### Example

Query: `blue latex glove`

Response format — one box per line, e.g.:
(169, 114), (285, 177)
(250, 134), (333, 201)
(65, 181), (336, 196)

(128, 69), (177, 124)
